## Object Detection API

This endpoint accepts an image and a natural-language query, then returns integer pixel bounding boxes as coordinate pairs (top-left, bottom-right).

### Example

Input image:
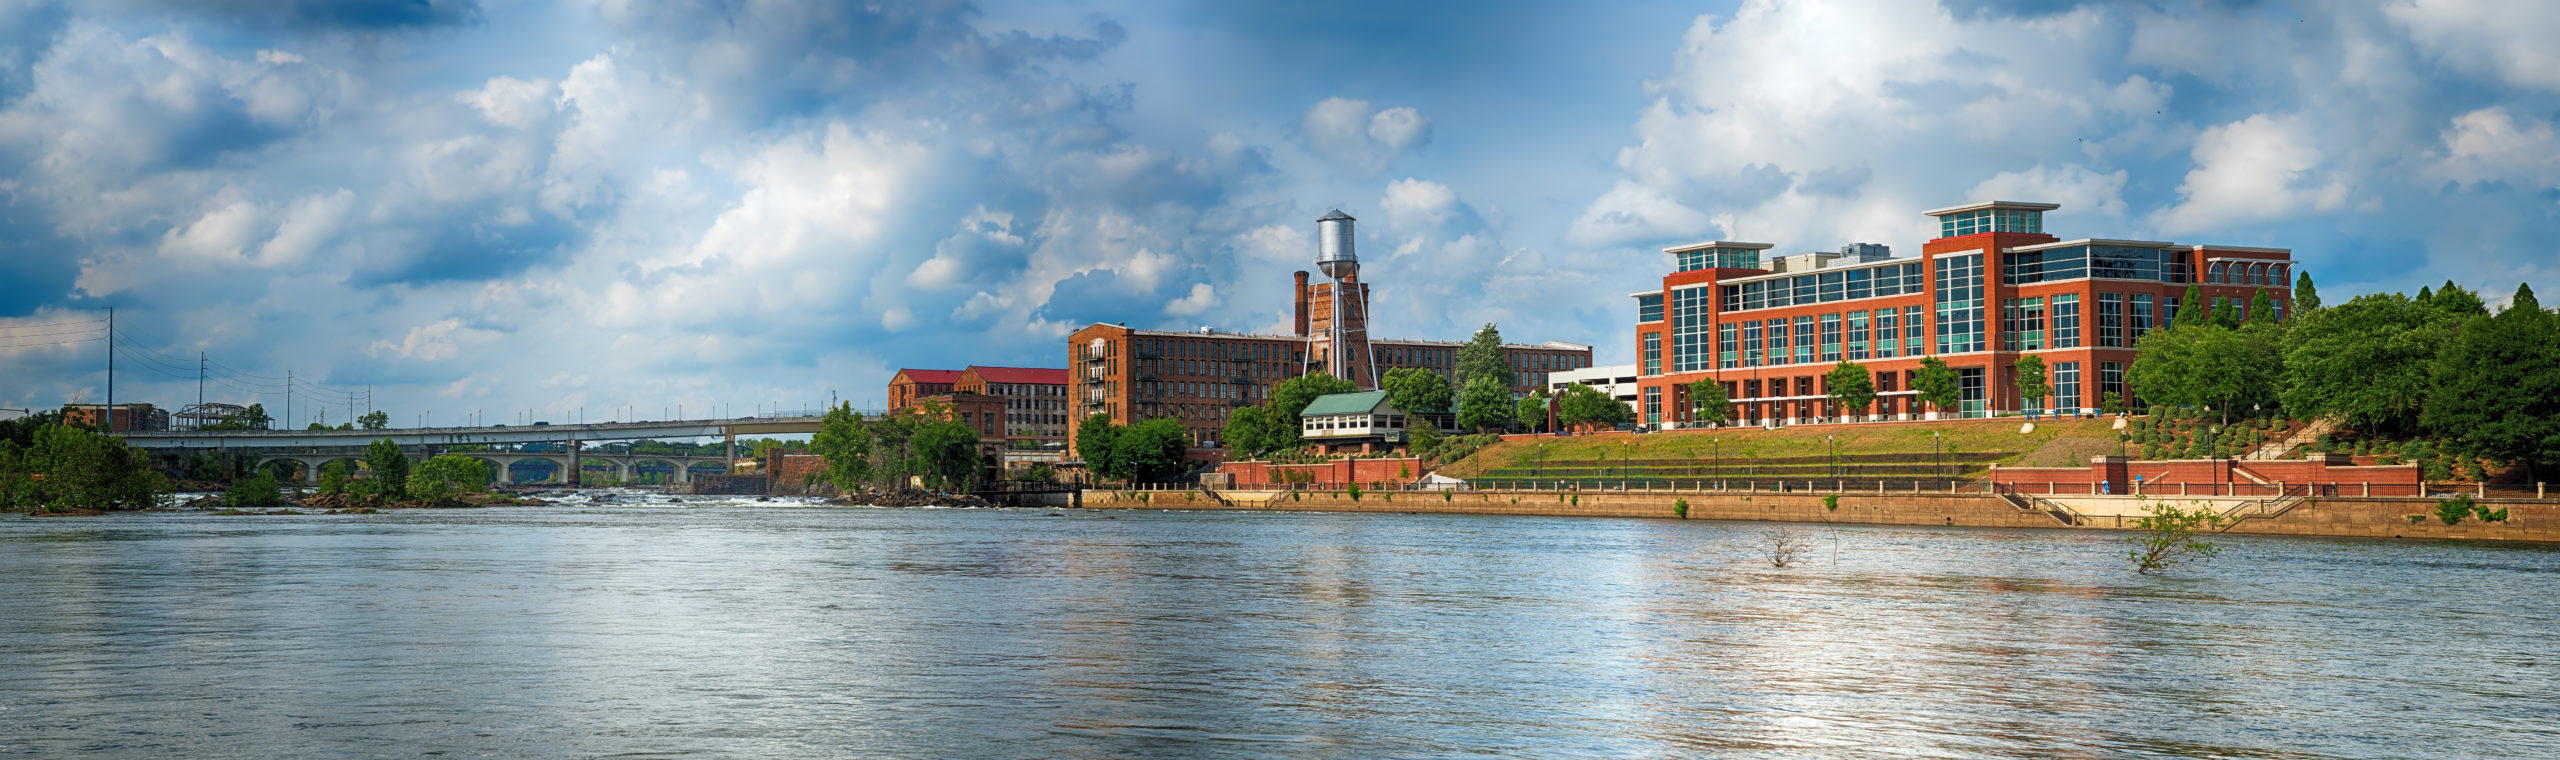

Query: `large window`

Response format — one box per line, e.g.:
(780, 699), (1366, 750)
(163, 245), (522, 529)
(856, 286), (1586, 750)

(2001, 296), (2045, 351)
(1847, 311), (1870, 360)
(1939, 208), (2042, 238)
(1765, 318), (1789, 365)
(1934, 253), (1984, 353)
(2054, 361), (2080, 412)
(1820, 314), (1843, 362)
(2100, 361), (2125, 405)
(1874, 309), (1898, 359)
(1677, 247), (1759, 272)
(2098, 293), (2124, 347)
(1642, 332), (1661, 376)
(1818, 272), (1846, 302)
(1671, 286), (1713, 373)
(1793, 316), (1817, 364)
(1718, 262), (1922, 313)
(1904, 305), (1926, 354)
(2051, 294), (2080, 348)
(1742, 321), (1764, 367)
(1718, 323), (1738, 369)
(1638, 293), (1664, 323)
(1958, 366), (1987, 418)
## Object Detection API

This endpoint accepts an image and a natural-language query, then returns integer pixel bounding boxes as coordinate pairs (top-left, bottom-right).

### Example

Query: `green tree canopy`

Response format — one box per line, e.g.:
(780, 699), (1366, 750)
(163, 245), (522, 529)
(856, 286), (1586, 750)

(1825, 361), (1877, 420)
(1516, 392), (1549, 433)
(2174, 284), (2210, 329)
(2422, 283), (2560, 481)
(1076, 414), (1123, 479)
(2247, 288), (2277, 325)
(810, 402), (874, 492)
(1454, 323), (1515, 390)
(2127, 322), (2285, 422)
(909, 417), (984, 490)
(1271, 373), (1360, 421)
(1380, 367), (1454, 414)
(362, 438), (410, 497)
(1112, 418), (1189, 482)
(1914, 356), (1960, 415)
(2280, 292), (2442, 434)
(409, 454), (489, 503)
(1, 423), (168, 512)
(2012, 355), (2051, 411)
(1220, 406), (1274, 458)
(2212, 296), (2240, 329)
(2293, 270), (2321, 312)
(1686, 378), (1732, 425)
(1456, 375), (1515, 433)
(358, 410), (389, 430)
(1557, 384), (1634, 429)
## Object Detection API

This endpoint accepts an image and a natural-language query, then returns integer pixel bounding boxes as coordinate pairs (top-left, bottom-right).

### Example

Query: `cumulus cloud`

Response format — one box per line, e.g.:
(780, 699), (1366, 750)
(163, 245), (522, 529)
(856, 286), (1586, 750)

(2388, 0), (2560, 91)
(2151, 114), (2348, 235)
(1300, 97), (1431, 171)
(2425, 107), (2560, 189)
(1163, 283), (1215, 317)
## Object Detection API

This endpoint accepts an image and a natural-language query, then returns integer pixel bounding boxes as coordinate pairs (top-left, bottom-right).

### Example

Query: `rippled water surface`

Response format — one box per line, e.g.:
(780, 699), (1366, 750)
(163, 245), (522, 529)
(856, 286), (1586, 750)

(4, 491), (2556, 759)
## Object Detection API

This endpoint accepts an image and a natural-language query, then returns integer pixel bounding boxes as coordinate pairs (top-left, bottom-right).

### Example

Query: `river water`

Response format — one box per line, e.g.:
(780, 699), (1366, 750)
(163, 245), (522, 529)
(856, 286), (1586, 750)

(2, 491), (2554, 759)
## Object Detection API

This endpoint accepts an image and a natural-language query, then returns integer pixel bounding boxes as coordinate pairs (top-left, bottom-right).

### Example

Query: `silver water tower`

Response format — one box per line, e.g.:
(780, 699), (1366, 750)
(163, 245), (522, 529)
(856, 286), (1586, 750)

(1316, 209), (1358, 280)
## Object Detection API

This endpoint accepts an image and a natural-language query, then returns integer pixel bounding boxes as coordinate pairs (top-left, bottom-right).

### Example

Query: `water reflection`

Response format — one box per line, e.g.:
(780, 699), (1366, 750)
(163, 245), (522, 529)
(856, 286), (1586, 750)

(2, 496), (2555, 758)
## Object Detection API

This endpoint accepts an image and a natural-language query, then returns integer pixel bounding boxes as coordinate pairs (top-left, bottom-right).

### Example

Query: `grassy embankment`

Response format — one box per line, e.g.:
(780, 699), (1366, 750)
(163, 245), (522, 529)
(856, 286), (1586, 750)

(1437, 417), (2130, 483)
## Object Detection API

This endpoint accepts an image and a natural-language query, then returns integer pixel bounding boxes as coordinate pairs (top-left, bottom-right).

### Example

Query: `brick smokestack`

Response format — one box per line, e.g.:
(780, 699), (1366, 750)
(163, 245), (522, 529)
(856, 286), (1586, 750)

(1293, 270), (1311, 336)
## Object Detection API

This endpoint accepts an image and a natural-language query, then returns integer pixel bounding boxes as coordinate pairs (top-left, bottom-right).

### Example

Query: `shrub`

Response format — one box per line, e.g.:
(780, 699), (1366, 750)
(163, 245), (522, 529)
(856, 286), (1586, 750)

(1673, 498), (1688, 519)
(1346, 482), (1362, 502)
(225, 471), (285, 508)
(1823, 494), (1839, 511)
(2423, 457), (2454, 481)
(1570, 494), (1579, 506)
(408, 454), (490, 504)
(2407, 514), (2425, 525)
(2126, 501), (2224, 575)
(2374, 454), (2398, 466)
(317, 460), (352, 495)
(2435, 495), (2471, 526)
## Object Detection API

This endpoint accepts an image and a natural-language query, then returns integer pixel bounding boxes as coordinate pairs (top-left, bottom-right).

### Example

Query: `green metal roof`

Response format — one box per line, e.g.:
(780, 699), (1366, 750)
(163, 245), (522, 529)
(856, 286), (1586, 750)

(1299, 390), (1390, 417)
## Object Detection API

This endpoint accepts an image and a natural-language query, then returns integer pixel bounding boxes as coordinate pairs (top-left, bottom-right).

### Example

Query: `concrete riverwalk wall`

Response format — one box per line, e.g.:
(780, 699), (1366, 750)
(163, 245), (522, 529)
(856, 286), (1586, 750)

(1083, 489), (2560, 543)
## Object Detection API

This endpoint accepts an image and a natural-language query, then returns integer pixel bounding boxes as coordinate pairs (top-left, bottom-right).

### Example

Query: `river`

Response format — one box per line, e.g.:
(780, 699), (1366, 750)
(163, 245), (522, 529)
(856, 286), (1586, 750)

(3, 491), (2554, 758)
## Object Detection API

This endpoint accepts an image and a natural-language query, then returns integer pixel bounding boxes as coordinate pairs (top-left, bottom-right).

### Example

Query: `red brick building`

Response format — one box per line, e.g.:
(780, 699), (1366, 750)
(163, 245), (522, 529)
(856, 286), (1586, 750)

(1633, 201), (2293, 427)
(953, 366), (1070, 471)
(61, 403), (170, 432)
(886, 369), (963, 412)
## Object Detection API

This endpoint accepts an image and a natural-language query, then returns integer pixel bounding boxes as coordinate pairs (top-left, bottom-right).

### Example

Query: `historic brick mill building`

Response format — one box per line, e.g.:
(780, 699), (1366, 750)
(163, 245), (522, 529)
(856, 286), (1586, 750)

(1632, 201), (2294, 427)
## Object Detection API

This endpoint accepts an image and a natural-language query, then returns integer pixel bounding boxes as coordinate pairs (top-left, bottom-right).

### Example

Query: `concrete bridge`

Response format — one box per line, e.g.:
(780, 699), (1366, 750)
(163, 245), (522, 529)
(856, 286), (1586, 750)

(117, 414), (864, 486)
(213, 446), (735, 485)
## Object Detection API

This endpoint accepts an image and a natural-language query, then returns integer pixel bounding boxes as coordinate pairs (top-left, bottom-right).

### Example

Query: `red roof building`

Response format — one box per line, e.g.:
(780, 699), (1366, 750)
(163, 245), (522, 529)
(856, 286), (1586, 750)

(887, 369), (964, 412)
(956, 366), (1070, 470)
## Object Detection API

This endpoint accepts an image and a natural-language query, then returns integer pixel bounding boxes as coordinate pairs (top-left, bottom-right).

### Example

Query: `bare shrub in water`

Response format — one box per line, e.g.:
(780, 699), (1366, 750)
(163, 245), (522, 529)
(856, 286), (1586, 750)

(1764, 525), (1807, 568)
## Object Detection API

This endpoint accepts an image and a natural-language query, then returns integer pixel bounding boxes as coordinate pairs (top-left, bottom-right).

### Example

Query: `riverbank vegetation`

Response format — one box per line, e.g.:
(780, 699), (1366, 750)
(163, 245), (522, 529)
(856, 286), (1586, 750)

(809, 401), (986, 493)
(0, 422), (171, 513)
(2128, 501), (2224, 574)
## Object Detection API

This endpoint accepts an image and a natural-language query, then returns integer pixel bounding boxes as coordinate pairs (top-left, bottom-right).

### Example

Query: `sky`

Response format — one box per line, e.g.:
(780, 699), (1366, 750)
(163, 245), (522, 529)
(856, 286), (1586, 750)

(1, 0), (2555, 426)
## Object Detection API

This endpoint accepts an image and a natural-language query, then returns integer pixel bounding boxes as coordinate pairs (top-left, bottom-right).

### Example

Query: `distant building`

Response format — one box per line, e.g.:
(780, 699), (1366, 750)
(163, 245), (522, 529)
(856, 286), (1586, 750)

(1631, 200), (2294, 427)
(61, 403), (169, 432)
(953, 366), (1070, 472)
(887, 368), (964, 412)
(1548, 363), (1640, 418)
(1297, 391), (1409, 455)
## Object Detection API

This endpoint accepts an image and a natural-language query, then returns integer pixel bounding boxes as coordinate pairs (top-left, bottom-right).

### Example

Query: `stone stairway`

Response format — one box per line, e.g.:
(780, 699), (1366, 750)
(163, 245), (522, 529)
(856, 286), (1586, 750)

(2249, 417), (2337, 460)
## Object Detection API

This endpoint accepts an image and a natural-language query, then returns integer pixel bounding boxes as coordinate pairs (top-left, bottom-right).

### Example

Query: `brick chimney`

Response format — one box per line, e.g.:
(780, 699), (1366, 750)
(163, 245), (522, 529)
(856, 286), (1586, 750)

(1293, 270), (1310, 336)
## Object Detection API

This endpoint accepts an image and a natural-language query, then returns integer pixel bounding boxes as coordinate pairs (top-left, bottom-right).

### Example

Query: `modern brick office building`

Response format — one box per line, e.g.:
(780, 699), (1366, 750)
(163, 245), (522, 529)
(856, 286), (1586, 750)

(1068, 211), (1591, 461)
(1631, 201), (2293, 427)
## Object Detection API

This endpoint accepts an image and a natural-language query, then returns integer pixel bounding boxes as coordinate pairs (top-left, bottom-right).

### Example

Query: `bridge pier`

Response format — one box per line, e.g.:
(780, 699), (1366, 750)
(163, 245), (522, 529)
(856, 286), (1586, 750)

(567, 441), (581, 487)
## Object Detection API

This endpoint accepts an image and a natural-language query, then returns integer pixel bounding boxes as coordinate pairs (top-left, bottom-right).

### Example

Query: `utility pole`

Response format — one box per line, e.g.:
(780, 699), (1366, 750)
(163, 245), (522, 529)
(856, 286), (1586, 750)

(286, 368), (293, 433)
(198, 352), (205, 414)
(104, 307), (113, 433)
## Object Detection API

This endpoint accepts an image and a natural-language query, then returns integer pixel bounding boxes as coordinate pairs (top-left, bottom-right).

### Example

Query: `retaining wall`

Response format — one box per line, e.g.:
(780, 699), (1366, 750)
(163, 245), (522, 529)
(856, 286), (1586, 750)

(1085, 488), (2560, 543)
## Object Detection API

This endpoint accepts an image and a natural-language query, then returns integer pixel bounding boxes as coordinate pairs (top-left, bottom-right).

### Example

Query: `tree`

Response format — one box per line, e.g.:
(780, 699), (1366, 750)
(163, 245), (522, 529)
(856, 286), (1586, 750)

(0, 423), (167, 513)
(1076, 414), (1123, 481)
(2012, 355), (2051, 413)
(910, 417), (984, 490)
(2280, 292), (2441, 435)
(1516, 391), (1550, 432)
(2247, 288), (2277, 325)
(1913, 356), (1960, 417)
(1112, 418), (1189, 482)
(1266, 372), (1358, 450)
(1558, 384), (1634, 429)
(1454, 323), (1515, 390)
(1456, 375), (1515, 433)
(409, 454), (489, 504)
(2126, 501), (2224, 575)
(810, 402), (874, 493)
(2422, 283), (2560, 482)
(2426, 280), (2488, 316)
(2211, 296), (2240, 329)
(1381, 367), (1454, 415)
(2174, 284), (2210, 329)
(318, 460), (352, 495)
(2293, 270), (2321, 313)
(1821, 361), (1877, 421)
(358, 410), (389, 430)
(362, 438), (410, 498)
(1686, 379), (1731, 425)
(2127, 322), (2284, 423)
